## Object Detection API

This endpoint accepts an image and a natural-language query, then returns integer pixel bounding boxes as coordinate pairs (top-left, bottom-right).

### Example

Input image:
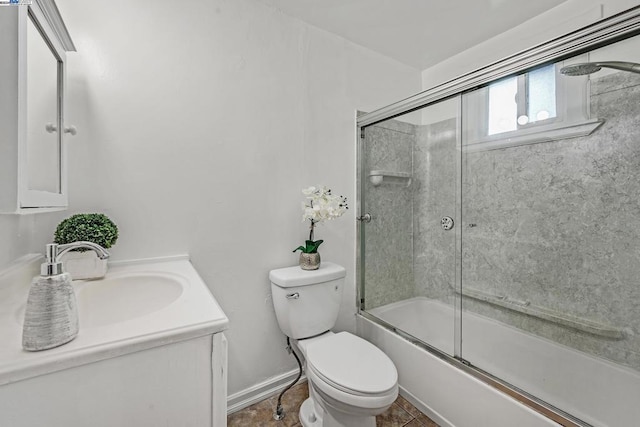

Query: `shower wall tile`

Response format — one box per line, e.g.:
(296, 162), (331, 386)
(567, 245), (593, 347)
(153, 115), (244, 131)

(369, 118), (415, 135)
(461, 72), (640, 371)
(363, 121), (415, 309)
(590, 71), (640, 95)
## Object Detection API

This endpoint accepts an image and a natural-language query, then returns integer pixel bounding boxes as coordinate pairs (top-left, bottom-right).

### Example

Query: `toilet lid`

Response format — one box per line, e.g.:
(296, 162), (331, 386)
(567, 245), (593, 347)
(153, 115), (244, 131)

(305, 332), (397, 395)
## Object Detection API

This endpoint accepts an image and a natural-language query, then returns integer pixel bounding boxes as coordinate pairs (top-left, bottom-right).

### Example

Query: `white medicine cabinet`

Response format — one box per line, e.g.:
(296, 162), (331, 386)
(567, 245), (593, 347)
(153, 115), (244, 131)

(0, 0), (76, 213)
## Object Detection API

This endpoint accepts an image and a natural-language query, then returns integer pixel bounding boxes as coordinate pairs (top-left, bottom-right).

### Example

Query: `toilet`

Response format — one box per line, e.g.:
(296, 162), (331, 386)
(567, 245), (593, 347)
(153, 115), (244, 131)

(269, 262), (398, 427)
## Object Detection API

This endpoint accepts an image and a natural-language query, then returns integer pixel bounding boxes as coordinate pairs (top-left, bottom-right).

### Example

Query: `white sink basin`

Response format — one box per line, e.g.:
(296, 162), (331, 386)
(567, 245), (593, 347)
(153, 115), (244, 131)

(75, 272), (185, 328)
(15, 272), (185, 329)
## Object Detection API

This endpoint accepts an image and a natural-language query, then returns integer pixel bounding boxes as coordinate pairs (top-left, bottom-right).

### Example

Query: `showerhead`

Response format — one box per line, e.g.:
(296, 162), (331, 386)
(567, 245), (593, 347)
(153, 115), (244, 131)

(560, 61), (640, 76)
(560, 63), (602, 76)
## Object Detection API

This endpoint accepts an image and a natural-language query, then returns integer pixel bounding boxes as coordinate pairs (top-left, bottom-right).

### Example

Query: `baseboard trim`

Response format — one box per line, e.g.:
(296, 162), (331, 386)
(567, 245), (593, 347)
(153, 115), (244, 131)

(227, 369), (306, 414)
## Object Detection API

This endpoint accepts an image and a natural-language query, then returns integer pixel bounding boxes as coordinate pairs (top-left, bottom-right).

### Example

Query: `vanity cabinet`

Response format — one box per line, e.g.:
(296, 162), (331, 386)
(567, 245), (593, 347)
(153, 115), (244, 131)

(0, 333), (228, 427)
(0, 0), (75, 213)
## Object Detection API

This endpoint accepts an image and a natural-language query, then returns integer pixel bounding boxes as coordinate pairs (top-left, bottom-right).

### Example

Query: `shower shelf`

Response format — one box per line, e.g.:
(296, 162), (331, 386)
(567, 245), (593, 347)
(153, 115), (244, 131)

(368, 170), (412, 187)
(461, 287), (626, 340)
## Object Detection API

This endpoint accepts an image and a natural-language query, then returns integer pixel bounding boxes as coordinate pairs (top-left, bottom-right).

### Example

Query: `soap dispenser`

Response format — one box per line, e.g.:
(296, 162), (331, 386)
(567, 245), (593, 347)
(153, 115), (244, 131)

(22, 244), (78, 351)
(22, 241), (110, 351)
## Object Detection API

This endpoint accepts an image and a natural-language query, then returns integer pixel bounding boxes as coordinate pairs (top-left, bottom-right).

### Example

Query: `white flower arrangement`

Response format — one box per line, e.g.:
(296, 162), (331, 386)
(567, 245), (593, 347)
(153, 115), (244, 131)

(293, 186), (348, 254)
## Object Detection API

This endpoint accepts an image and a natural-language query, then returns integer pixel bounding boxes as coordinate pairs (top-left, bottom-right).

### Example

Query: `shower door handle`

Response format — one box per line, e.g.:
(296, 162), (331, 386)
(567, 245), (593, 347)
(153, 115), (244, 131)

(357, 213), (372, 223)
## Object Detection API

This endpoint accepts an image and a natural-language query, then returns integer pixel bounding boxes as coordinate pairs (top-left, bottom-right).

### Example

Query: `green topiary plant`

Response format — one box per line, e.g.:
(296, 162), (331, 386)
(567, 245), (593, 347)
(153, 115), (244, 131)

(54, 213), (118, 252)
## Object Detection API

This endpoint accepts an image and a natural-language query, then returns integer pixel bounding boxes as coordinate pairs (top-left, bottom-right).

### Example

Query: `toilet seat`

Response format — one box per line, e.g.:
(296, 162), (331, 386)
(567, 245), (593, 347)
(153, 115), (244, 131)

(304, 332), (398, 408)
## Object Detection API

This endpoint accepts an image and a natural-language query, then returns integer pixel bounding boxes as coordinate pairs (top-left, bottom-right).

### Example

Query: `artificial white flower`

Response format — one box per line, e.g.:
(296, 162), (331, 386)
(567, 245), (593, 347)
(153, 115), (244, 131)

(301, 186), (348, 224)
(302, 186), (317, 196)
(294, 185), (348, 254)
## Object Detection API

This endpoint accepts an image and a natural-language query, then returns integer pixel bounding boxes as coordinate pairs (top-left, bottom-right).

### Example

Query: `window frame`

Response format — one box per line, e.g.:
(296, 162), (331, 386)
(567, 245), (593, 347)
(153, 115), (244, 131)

(463, 57), (603, 152)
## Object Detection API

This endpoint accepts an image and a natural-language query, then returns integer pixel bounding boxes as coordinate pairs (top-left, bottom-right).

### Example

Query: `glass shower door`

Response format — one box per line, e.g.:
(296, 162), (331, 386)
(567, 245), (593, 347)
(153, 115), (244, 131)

(460, 35), (640, 426)
(360, 96), (461, 356)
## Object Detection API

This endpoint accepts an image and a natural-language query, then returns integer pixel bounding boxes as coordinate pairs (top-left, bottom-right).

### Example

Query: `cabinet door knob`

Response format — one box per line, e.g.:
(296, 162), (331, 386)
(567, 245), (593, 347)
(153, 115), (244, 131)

(63, 125), (77, 136)
(45, 123), (58, 133)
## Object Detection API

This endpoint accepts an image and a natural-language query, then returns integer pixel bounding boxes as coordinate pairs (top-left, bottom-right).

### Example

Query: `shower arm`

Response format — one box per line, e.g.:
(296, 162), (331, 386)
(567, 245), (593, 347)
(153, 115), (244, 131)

(596, 61), (640, 74)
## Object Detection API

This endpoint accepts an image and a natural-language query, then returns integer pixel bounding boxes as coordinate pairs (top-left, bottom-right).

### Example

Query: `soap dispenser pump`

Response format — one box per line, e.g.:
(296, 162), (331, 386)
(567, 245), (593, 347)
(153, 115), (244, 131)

(22, 242), (109, 351)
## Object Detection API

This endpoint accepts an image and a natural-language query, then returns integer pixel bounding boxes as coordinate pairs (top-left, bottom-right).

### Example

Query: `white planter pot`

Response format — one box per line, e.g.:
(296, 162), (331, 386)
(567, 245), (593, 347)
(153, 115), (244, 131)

(60, 251), (108, 280)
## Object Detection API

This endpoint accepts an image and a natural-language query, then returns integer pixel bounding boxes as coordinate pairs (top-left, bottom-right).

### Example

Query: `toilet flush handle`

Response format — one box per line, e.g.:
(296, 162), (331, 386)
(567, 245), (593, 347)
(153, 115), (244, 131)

(286, 292), (300, 299)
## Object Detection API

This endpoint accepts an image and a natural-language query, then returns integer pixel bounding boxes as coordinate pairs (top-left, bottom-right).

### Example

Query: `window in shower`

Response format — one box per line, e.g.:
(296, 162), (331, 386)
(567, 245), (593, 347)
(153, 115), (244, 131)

(464, 59), (601, 152)
(525, 65), (557, 124)
(487, 63), (557, 135)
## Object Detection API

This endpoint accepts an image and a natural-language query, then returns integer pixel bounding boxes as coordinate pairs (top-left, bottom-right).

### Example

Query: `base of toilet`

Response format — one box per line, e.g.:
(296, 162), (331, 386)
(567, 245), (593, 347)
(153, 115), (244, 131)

(299, 398), (320, 426)
(299, 380), (377, 427)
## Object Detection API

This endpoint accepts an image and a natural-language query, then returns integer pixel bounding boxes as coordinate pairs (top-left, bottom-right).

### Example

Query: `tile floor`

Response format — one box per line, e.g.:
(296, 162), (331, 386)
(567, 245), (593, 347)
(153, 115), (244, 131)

(227, 381), (440, 427)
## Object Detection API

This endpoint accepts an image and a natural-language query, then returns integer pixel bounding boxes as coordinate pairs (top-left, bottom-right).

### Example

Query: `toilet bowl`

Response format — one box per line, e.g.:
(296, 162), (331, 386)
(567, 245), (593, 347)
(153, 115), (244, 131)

(295, 331), (398, 427)
(269, 263), (398, 427)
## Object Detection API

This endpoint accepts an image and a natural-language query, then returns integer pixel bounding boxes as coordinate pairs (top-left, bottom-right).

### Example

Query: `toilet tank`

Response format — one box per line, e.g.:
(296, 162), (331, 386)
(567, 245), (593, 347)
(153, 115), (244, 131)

(269, 262), (346, 339)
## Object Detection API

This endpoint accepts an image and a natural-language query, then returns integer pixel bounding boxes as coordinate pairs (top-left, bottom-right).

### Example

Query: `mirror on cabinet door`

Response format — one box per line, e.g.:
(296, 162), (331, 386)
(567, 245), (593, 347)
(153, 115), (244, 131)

(26, 13), (61, 196)
(0, 0), (75, 213)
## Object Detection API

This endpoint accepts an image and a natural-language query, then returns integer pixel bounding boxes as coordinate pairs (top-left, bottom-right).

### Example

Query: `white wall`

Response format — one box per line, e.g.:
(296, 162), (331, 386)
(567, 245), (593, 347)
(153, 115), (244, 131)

(12, 0), (418, 397)
(421, 0), (640, 90)
(0, 217), (40, 268)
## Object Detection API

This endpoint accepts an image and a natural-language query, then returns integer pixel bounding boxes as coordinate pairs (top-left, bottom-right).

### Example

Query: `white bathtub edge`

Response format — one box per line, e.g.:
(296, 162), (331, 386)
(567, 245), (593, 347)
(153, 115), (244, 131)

(399, 385), (455, 427)
(357, 314), (560, 427)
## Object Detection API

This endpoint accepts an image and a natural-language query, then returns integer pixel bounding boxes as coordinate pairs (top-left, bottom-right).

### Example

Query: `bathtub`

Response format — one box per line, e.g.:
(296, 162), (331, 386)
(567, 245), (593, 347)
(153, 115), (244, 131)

(359, 297), (640, 427)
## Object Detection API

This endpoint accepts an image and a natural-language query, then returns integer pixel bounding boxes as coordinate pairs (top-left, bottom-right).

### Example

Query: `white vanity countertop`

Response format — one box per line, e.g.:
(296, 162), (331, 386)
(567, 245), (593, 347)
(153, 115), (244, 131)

(0, 255), (228, 386)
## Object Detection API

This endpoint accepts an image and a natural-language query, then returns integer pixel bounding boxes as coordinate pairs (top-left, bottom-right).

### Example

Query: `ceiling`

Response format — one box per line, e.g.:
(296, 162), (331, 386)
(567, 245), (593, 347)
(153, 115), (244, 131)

(255, 0), (568, 70)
